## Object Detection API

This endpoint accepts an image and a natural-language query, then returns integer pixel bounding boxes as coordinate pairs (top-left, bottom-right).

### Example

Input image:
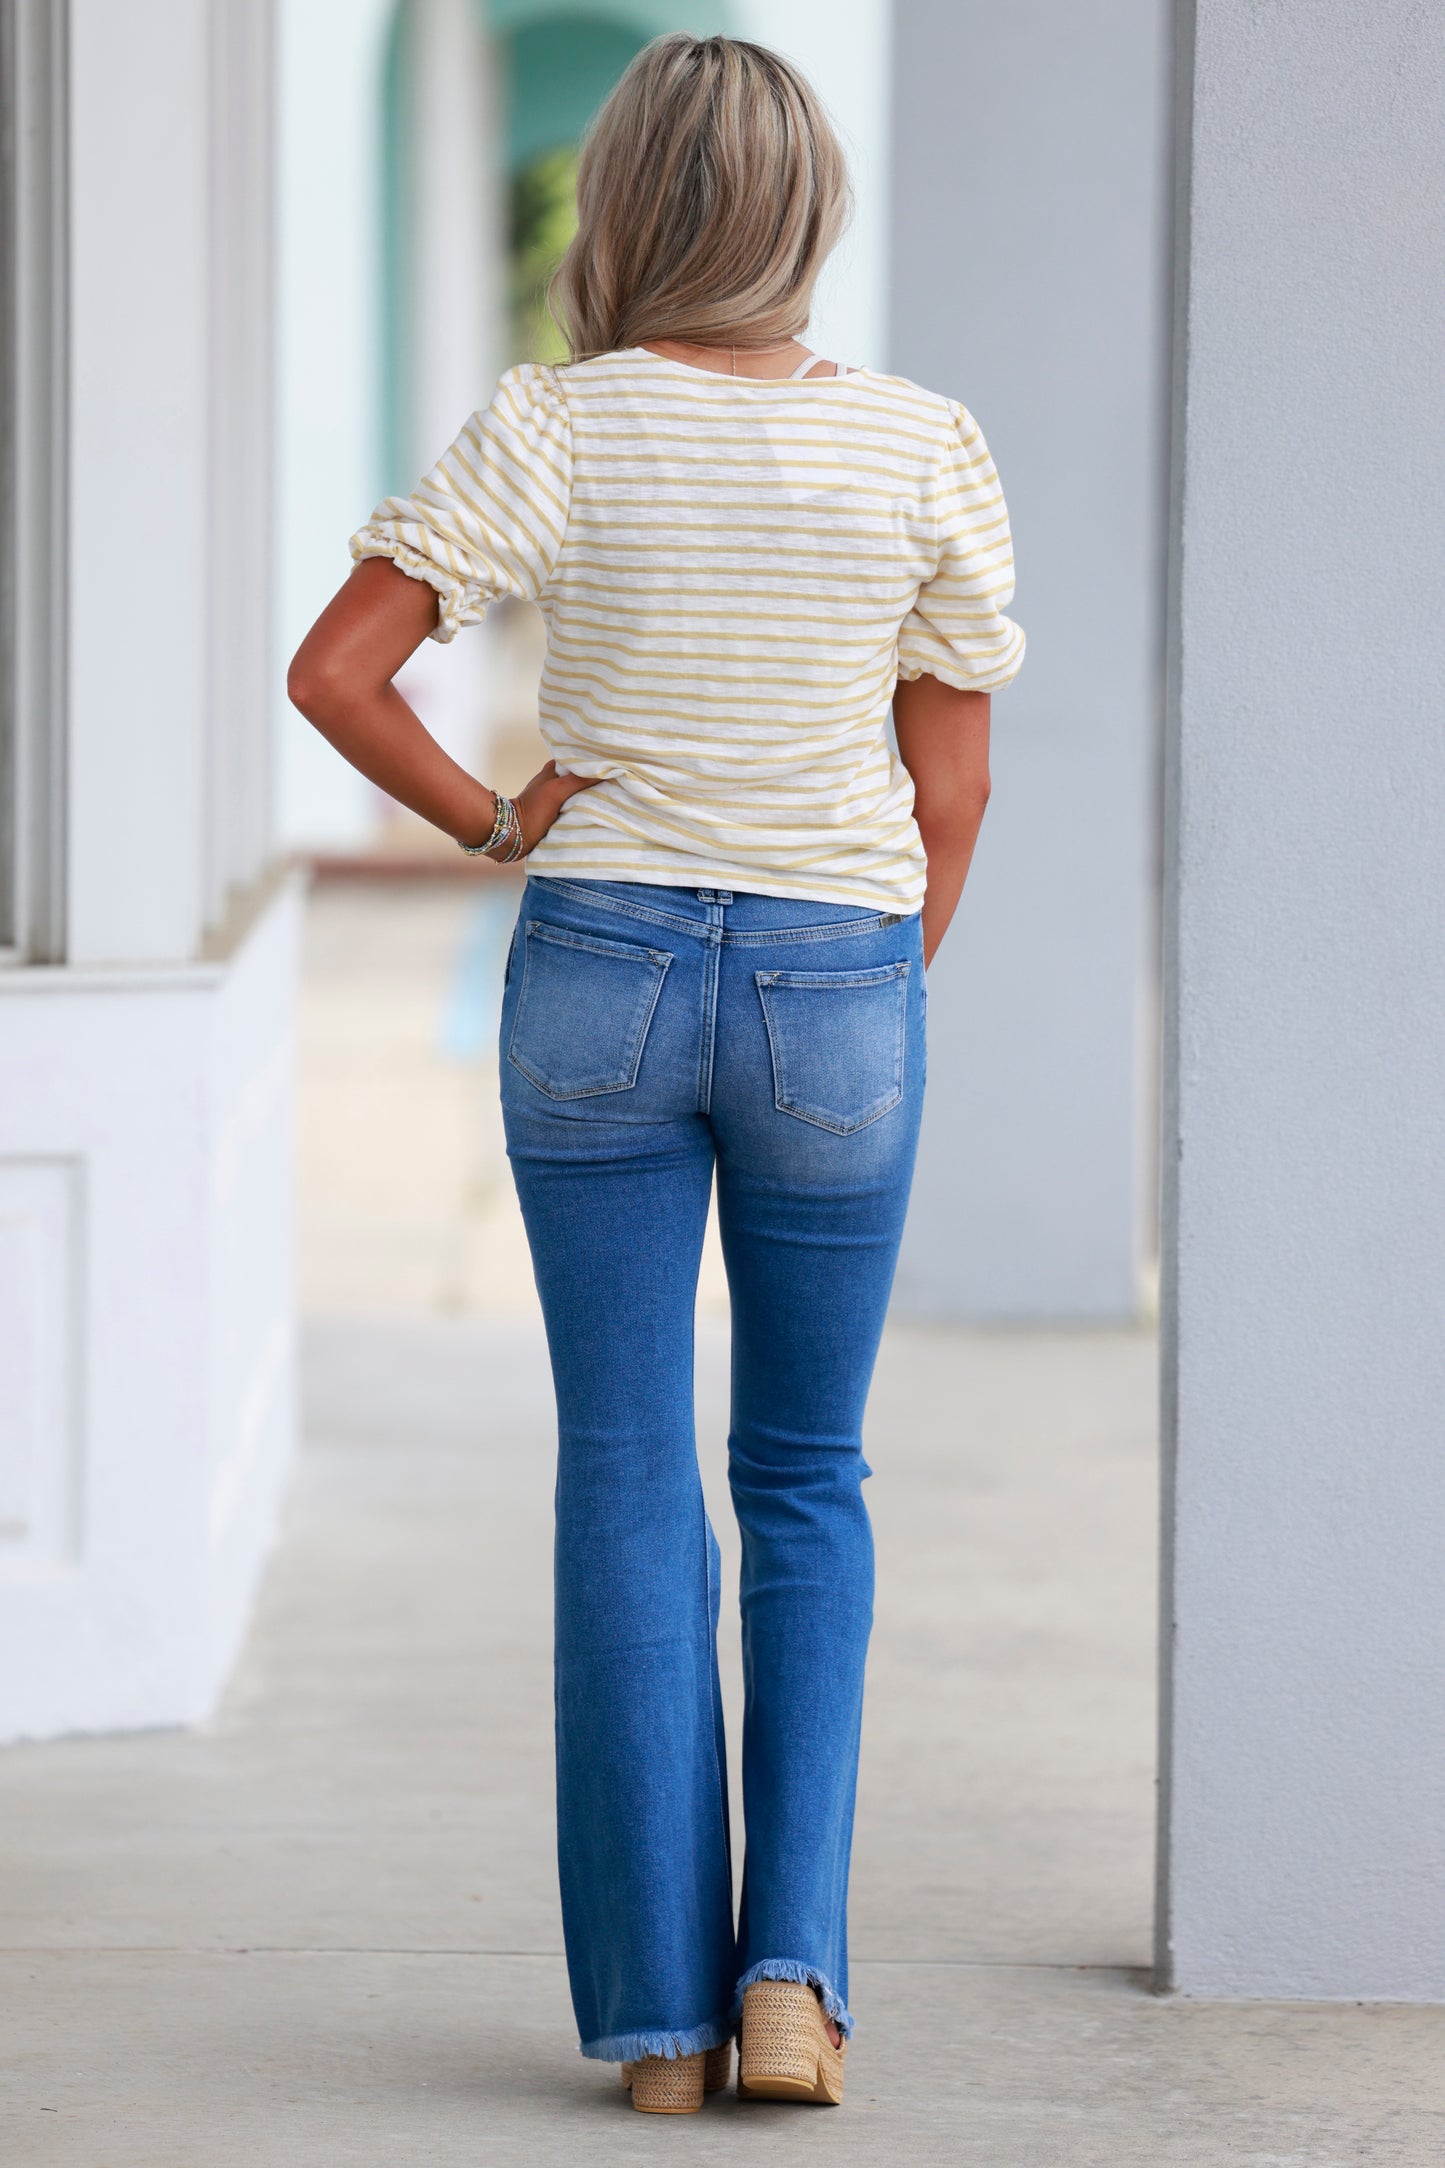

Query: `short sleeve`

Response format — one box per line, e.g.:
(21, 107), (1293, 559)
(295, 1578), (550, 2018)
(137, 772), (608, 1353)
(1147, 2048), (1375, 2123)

(896, 401), (1025, 693)
(349, 363), (572, 642)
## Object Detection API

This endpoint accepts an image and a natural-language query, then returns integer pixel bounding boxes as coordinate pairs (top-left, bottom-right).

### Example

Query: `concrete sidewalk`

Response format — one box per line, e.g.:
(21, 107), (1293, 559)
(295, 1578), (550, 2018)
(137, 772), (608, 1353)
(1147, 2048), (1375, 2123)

(5, 1314), (1443, 2163)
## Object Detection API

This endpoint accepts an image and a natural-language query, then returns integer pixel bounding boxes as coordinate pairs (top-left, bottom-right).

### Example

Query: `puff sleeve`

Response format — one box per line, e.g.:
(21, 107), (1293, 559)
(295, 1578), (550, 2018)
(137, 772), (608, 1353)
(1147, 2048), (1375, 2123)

(896, 401), (1025, 693)
(349, 363), (572, 641)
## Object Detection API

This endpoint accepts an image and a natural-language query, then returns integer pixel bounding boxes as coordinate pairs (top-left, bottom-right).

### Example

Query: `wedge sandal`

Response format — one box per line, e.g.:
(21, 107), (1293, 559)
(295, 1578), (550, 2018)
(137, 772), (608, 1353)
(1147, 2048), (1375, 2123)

(737, 1978), (846, 2105)
(621, 2040), (732, 2113)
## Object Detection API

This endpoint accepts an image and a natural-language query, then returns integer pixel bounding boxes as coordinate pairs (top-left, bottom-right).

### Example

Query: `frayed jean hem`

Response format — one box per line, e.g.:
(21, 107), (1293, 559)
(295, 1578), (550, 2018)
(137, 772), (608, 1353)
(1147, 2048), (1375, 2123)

(734, 1958), (855, 2041)
(580, 2010), (736, 2063)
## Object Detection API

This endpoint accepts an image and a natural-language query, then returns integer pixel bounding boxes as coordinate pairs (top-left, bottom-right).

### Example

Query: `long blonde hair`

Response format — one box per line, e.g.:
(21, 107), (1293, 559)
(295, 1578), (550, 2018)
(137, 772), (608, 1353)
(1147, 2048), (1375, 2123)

(550, 35), (851, 362)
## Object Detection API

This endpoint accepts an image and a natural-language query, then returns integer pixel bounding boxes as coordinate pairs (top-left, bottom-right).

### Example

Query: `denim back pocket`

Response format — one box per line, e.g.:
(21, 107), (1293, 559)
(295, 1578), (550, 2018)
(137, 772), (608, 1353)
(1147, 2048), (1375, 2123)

(755, 961), (909, 1134)
(508, 921), (672, 1099)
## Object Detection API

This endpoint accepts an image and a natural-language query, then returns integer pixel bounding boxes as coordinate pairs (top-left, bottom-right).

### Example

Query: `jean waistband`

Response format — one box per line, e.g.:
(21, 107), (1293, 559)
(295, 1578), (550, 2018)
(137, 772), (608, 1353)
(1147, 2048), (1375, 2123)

(526, 875), (911, 943)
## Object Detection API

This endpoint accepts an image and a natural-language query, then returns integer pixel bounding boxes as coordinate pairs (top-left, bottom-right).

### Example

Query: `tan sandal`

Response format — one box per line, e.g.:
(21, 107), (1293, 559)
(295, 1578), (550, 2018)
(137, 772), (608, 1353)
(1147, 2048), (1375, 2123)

(737, 1979), (846, 2105)
(621, 2040), (732, 2113)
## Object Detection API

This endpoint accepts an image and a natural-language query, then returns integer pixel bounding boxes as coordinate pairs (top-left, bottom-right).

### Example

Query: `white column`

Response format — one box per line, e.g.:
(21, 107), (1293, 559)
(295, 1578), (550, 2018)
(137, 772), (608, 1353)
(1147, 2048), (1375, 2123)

(204, 0), (278, 928)
(392, 0), (503, 781)
(68, 0), (279, 957)
(403, 0), (500, 481)
(887, 0), (1171, 1319)
(67, 0), (210, 965)
(1159, 1), (1445, 1994)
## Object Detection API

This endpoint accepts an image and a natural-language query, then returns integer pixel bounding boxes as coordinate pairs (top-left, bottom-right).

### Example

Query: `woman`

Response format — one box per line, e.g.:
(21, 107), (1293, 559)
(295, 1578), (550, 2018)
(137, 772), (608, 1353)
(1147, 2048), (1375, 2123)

(290, 33), (1022, 2114)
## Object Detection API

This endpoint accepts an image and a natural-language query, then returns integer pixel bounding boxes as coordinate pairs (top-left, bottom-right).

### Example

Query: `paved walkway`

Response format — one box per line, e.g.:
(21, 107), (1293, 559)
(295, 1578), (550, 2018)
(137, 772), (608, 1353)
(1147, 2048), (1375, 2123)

(6, 1314), (1443, 2164)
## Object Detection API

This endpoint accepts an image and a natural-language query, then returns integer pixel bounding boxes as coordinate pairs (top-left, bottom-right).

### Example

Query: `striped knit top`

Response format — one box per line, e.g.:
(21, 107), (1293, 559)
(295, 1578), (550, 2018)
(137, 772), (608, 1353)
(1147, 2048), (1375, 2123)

(350, 347), (1024, 911)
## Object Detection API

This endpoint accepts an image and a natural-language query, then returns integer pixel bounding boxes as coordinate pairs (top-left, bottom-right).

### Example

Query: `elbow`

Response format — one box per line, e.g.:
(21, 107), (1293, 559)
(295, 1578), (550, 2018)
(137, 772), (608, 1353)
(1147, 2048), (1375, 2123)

(966, 774), (994, 833)
(285, 651), (318, 719)
(916, 772), (991, 835)
(287, 647), (343, 727)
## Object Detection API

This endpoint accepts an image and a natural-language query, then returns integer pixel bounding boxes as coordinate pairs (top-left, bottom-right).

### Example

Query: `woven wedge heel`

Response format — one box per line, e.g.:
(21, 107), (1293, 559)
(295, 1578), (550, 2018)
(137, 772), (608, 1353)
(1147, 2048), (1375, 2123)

(704, 2041), (733, 2093)
(620, 2042), (731, 2113)
(737, 1979), (846, 2105)
(621, 2051), (704, 2114)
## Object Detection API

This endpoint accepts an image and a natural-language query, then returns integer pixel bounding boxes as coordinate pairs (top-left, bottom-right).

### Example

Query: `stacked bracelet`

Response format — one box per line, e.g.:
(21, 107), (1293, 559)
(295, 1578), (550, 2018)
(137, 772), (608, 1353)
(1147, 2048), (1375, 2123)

(459, 791), (526, 864)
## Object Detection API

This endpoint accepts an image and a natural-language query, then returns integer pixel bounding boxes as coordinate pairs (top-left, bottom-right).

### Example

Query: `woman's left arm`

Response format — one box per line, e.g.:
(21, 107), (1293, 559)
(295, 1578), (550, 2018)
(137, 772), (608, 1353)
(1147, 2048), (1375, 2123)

(892, 674), (992, 968)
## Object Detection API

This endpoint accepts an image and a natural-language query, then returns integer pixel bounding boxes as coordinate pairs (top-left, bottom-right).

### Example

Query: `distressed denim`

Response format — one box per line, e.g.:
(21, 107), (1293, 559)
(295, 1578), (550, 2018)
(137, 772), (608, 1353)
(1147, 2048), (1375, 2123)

(499, 876), (926, 2060)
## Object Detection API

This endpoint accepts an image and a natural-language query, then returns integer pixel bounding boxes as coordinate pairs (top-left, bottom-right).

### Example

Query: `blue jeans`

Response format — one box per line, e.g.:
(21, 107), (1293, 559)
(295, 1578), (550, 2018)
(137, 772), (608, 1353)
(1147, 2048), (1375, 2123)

(499, 877), (926, 2060)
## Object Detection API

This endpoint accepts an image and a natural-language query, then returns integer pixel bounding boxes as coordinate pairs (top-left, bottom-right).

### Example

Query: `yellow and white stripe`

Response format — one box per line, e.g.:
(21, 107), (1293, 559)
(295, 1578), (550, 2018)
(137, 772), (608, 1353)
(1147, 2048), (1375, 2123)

(351, 348), (1024, 911)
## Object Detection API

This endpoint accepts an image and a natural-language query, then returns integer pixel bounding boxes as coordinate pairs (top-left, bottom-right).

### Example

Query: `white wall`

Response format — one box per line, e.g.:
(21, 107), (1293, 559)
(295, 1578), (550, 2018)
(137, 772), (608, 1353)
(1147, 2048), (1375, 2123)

(277, 0), (396, 848)
(733, 0), (890, 371)
(1158, 0), (1445, 1995)
(887, 0), (1171, 1319)
(0, 885), (302, 1740)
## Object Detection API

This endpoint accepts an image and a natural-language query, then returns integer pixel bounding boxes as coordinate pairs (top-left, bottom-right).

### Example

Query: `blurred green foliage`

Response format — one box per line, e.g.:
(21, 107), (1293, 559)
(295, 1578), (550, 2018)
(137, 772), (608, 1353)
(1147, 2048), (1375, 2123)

(509, 144), (579, 364)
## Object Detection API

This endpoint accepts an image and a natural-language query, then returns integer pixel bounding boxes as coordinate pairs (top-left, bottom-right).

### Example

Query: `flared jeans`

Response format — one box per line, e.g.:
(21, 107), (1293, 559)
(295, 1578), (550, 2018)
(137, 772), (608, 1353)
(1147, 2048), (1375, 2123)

(499, 876), (925, 2058)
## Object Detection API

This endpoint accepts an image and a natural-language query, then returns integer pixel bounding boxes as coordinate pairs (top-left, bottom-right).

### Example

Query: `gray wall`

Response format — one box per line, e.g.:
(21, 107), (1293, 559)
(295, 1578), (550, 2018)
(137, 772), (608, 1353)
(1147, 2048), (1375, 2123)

(1159, 1), (1445, 1994)
(888, 0), (1172, 1319)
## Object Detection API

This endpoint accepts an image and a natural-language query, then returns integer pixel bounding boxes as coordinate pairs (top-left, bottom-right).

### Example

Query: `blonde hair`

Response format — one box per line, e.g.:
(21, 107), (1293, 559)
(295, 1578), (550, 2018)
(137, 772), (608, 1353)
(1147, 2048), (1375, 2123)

(551, 35), (850, 362)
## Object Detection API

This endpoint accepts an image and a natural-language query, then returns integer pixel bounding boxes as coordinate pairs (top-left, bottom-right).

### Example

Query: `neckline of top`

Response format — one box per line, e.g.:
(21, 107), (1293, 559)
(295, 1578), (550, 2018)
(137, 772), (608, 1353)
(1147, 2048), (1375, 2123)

(626, 345), (866, 386)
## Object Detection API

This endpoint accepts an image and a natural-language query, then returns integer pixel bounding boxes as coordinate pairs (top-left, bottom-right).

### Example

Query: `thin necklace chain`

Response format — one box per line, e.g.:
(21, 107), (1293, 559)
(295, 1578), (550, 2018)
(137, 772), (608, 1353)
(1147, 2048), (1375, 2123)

(651, 337), (815, 378)
(730, 340), (808, 377)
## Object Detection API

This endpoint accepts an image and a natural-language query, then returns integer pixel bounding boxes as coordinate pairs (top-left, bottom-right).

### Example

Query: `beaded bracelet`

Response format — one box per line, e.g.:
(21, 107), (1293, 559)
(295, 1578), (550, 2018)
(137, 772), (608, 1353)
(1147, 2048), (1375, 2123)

(495, 805), (527, 863)
(458, 792), (508, 857)
(458, 791), (524, 862)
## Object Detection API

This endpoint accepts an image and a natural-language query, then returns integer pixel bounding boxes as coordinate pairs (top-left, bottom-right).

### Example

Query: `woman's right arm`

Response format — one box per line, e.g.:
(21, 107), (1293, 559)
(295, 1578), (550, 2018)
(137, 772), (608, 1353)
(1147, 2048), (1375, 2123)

(892, 673), (992, 968)
(288, 557), (594, 850)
